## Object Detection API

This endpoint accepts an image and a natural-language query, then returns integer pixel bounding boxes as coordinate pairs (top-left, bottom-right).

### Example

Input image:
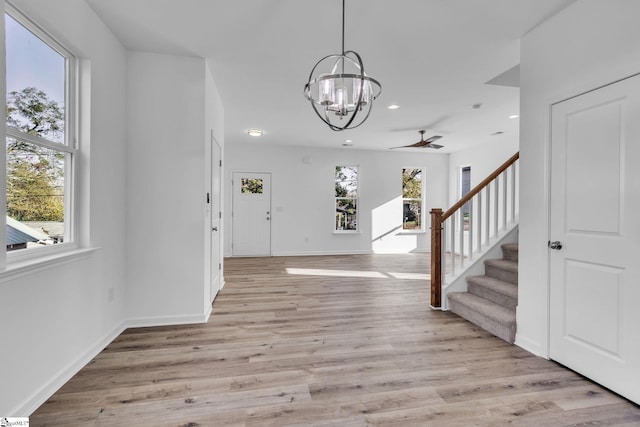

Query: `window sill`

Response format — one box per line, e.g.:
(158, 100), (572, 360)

(0, 247), (99, 284)
(333, 230), (361, 235)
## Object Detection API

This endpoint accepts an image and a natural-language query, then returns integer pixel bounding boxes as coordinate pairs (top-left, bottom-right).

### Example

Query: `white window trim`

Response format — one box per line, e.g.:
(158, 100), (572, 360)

(334, 165), (359, 233)
(4, 3), (82, 267)
(402, 167), (425, 231)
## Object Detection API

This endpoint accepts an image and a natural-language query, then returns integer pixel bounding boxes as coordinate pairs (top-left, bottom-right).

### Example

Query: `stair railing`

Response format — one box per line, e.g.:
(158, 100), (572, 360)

(430, 152), (519, 308)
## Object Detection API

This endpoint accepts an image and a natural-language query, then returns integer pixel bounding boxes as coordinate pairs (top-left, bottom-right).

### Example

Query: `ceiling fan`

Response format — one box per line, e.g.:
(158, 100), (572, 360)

(390, 130), (444, 149)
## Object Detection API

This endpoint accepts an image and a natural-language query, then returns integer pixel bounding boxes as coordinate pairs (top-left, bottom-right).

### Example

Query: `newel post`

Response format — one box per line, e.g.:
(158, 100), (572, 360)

(430, 208), (443, 308)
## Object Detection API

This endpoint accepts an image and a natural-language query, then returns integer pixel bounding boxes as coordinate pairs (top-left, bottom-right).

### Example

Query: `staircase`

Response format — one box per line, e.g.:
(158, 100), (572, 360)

(447, 243), (518, 343)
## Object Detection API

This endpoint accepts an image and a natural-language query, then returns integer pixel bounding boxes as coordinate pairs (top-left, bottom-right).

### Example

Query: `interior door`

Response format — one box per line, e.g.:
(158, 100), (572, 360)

(232, 172), (271, 256)
(210, 138), (222, 302)
(549, 73), (640, 404)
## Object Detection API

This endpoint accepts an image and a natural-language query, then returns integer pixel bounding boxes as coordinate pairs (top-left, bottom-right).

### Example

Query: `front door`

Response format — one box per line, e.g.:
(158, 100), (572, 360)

(232, 172), (271, 256)
(549, 73), (640, 404)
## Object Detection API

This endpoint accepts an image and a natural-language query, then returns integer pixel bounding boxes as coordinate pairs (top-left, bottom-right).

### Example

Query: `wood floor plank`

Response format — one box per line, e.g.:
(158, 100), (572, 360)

(31, 254), (640, 426)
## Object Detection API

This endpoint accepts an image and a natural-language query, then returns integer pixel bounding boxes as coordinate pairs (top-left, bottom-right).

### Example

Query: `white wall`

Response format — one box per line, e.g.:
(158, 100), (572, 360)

(0, 0), (128, 415)
(448, 138), (518, 206)
(126, 52), (222, 326)
(224, 144), (449, 256)
(518, 0), (640, 355)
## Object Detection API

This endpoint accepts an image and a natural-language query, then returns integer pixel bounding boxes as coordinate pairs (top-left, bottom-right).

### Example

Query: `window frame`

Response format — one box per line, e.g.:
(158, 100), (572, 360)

(334, 165), (359, 233)
(4, 3), (80, 264)
(402, 167), (424, 231)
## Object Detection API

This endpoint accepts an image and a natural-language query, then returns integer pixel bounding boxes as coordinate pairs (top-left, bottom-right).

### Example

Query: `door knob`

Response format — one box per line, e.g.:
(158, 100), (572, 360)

(212, 226), (218, 231)
(548, 240), (562, 250)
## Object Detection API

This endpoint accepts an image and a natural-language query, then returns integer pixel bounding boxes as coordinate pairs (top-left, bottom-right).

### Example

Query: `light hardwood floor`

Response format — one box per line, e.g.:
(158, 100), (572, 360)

(32, 254), (640, 426)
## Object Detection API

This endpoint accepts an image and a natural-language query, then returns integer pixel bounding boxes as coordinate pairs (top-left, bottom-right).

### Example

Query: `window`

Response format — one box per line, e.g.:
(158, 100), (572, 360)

(402, 168), (423, 230)
(240, 178), (263, 194)
(5, 7), (77, 255)
(460, 166), (471, 216)
(335, 166), (358, 231)
(459, 166), (471, 230)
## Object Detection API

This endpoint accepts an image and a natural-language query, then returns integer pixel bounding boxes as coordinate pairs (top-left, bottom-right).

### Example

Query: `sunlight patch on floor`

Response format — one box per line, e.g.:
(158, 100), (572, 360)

(386, 272), (430, 280)
(286, 268), (429, 280)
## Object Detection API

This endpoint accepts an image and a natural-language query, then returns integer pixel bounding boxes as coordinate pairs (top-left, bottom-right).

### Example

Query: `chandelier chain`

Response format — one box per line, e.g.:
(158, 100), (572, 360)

(341, 0), (345, 55)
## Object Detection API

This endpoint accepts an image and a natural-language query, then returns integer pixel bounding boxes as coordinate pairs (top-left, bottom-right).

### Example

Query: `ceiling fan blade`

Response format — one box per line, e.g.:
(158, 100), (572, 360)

(424, 135), (443, 144)
(426, 143), (444, 149)
(389, 134), (444, 149)
(389, 140), (429, 149)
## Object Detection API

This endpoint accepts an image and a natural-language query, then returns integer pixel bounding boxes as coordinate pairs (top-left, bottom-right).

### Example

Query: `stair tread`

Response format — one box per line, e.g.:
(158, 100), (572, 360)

(467, 275), (518, 298)
(448, 292), (516, 325)
(484, 258), (518, 273)
(501, 243), (519, 252)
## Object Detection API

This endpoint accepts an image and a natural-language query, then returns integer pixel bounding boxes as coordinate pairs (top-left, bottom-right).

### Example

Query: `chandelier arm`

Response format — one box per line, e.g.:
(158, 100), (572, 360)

(337, 49), (365, 130)
(306, 97), (340, 130)
(343, 50), (383, 99)
(344, 103), (374, 130)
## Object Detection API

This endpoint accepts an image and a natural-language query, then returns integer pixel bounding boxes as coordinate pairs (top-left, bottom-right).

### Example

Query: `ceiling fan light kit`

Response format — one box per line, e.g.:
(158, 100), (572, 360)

(303, 0), (382, 131)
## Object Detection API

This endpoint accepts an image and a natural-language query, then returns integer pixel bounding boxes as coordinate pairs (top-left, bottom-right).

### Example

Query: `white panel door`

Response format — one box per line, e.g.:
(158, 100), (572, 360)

(210, 139), (222, 302)
(232, 172), (271, 256)
(549, 74), (640, 404)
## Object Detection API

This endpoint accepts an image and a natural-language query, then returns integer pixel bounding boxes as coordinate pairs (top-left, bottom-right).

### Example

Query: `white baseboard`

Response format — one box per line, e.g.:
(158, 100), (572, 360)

(15, 320), (126, 416)
(125, 311), (210, 329)
(203, 304), (212, 322)
(515, 333), (544, 357)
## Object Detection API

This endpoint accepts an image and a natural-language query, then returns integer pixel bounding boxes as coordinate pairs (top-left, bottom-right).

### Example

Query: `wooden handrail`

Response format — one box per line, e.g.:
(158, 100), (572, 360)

(442, 152), (519, 221)
(430, 152), (519, 308)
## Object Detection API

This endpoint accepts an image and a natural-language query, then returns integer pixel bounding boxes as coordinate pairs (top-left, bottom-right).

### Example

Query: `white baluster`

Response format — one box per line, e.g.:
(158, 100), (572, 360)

(511, 162), (517, 222)
(459, 209), (465, 268)
(477, 191), (483, 250)
(502, 171), (508, 230)
(468, 197), (474, 259)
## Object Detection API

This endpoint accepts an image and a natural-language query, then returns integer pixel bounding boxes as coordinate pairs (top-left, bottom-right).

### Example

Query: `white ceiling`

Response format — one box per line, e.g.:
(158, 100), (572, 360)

(85, 0), (576, 153)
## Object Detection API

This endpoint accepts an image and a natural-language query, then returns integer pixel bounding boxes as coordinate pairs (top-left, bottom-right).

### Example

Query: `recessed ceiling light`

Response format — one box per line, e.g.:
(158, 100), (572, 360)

(491, 131), (504, 136)
(247, 129), (263, 137)
(509, 114), (519, 119)
(345, 139), (352, 143)
(387, 104), (400, 110)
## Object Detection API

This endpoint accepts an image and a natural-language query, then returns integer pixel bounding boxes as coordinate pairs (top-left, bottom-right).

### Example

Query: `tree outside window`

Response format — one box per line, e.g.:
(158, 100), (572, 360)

(335, 166), (358, 231)
(402, 168), (423, 230)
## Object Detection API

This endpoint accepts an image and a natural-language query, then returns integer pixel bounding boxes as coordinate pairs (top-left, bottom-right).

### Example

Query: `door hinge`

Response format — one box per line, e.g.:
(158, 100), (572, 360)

(219, 211), (222, 219)
(219, 160), (222, 167)
(218, 263), (221, 270)
(206, 192), (210, 204)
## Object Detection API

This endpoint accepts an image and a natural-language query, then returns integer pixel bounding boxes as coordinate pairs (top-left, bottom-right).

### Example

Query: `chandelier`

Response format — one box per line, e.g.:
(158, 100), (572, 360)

(303, 0), (382, 131)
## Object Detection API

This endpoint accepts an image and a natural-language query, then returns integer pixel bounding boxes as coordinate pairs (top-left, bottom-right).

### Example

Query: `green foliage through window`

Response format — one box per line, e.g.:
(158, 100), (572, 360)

(403, 168), (423, 230)
(241, 178), (263, 194)
(335, 166), (358, 231)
